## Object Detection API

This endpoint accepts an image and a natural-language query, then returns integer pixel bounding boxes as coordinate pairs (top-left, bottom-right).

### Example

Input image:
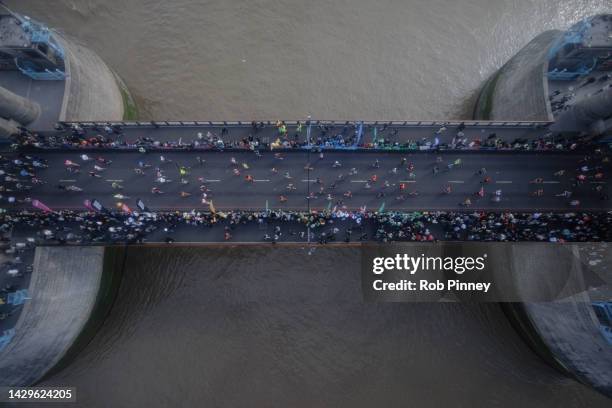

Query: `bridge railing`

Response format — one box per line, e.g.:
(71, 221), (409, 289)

(57, 120), (553, 129)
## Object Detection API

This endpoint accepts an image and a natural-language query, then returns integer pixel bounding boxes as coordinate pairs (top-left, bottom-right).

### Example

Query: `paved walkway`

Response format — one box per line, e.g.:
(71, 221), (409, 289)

(0, 71), (64, 130)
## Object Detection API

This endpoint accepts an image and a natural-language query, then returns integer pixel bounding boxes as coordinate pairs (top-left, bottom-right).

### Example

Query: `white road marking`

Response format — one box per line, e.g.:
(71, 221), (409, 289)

(204, 179), (221, 182)
(350, 180), (368, 183)
(399, 180), (417, 183)
(496, 181), (512, 184)
(448, 180), (464, 183)
(254, 179), (270, 182)
(106, 179), (123, 182)
(59, 179), (76, 182)
(301, 179), (316, 182)
(542, 181), (560, 184)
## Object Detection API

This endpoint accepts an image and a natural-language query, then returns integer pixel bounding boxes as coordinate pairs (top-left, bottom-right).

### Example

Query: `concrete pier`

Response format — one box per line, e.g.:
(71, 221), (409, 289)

(0, 34), (128, 131)
(57, 34), (125, 123)
(508, 244), (612, 397)
(474, 30), (560, 121)
(0, 246), (104, 386)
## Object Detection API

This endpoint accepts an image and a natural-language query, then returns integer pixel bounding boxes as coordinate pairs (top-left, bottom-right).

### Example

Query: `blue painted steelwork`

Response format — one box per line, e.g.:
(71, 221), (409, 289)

(547, 17), (596, 80)
(18, 16), (65, 59)
(6, 289), (30, 306)
(7, 11), (66, 80)
(592, 302), (612, 345)
(547, 58), (597, 81)
(15, 58), (65, 80)
(547, 18), (592, 60)
(601, 325), (612, 345)
(0, 329), (16, 352)
(354, 121), (363, 147)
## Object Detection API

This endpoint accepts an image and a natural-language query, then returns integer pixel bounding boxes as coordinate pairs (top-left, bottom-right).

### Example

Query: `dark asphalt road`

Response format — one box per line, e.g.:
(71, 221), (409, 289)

(6, 150), (611, 211)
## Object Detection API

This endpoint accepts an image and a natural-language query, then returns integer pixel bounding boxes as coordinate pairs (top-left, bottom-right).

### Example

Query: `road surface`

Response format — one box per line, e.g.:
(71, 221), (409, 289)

(6, 150), (610, 211)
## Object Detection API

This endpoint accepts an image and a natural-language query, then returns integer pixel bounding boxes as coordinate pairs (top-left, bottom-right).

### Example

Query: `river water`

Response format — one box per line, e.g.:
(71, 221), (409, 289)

(8, 0), (612, 406)
(6, 0), (611, 120)
(42, 247), (610, 407)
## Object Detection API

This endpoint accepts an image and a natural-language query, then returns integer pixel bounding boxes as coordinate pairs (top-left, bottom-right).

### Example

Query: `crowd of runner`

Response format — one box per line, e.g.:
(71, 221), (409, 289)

(1, 209), (610, 244)
(1, 140), (610, 209)
(13, 121), (598, 152)
(1, 121), (610, 244)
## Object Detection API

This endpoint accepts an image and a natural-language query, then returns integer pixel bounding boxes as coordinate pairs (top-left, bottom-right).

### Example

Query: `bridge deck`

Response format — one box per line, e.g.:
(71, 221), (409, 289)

(50, 120), (555, 149)
(6, 150), (610, 212)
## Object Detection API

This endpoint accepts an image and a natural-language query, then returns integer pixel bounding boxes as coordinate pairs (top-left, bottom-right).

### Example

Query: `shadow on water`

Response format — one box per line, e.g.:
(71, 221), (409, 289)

(39, 246), (610, 407)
